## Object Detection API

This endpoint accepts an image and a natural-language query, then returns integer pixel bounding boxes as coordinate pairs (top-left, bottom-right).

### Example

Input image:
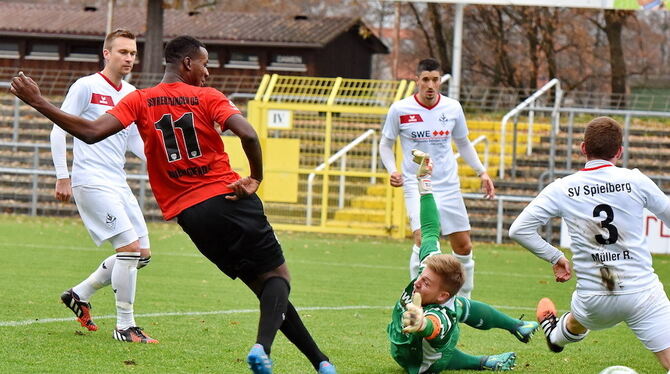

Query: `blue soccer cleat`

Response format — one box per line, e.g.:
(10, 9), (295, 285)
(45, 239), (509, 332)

(247, 344), (272, 374)
(482, 352), (516, 371)
(512, 319), (539, 343)
(317, 361), (337, 374)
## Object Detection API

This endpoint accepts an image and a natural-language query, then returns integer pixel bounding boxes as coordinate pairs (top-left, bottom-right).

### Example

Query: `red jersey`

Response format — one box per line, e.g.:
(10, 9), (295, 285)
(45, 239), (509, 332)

(107, 82), (241, 220)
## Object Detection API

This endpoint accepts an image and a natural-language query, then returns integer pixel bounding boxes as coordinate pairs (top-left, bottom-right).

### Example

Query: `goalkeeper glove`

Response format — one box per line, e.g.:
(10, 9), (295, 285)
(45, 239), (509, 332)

(402, 292), (427, 333)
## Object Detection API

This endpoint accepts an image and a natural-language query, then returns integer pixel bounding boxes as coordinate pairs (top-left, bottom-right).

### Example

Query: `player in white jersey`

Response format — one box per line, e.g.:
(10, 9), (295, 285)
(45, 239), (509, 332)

(50, 29), (157, 343)
(379, 58), (495, 298)
(509, 117), (670, 370)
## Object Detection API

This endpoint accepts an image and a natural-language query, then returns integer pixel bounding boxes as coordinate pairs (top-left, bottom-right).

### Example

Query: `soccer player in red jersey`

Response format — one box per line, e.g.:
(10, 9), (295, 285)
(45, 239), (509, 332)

(10, 36), (336, 374)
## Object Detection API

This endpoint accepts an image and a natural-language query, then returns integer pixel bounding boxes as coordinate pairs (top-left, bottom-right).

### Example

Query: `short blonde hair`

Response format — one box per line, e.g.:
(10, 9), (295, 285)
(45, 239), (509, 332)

(103, 29), (135, 51)
(425, 254), (464, 297)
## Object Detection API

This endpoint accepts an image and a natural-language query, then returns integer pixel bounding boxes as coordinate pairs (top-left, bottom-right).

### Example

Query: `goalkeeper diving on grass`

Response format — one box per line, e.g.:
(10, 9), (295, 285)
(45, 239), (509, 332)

(387, 150), (540, 373)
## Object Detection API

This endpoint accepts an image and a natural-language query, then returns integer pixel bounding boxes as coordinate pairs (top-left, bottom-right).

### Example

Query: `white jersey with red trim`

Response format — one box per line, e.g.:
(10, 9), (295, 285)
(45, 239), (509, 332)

(381, 94), (469, 192)
(56, 72), (139, 187)
(523, 159), (669, 294)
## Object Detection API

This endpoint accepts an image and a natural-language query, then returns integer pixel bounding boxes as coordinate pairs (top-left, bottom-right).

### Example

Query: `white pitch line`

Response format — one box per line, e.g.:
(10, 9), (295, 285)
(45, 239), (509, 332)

(0, 304), (547, 328)
(0, 305), (393, 327)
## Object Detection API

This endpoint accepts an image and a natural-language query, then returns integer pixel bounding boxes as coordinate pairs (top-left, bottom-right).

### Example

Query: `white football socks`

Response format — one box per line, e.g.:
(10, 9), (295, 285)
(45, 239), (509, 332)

(112, 252), (140, 330)
(411, 241), (443, 280)
(549, 312), (588, 347)
(452, 252), (475, 298)
(409, 244), (421, 280)
(72, 254), (116, 301)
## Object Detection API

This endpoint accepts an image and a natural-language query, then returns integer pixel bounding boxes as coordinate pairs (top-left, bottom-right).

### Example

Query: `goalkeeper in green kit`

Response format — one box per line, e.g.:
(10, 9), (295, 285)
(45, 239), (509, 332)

(387, 150), (540, 373)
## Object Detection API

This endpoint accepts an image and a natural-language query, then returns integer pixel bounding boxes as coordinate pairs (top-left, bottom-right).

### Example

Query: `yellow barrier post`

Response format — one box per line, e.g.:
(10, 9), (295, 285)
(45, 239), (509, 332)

(255, 74), (271, 101)
(319, 77), (343, 227)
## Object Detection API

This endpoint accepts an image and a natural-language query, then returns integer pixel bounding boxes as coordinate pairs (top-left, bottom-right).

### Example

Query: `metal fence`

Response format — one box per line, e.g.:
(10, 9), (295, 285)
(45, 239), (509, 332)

(0, 141), (152, 218)
(3, 72), (670, 242)
(3, 66), (669, 112)
(0, 67), (262, 97)
(457, 85), (670, 112)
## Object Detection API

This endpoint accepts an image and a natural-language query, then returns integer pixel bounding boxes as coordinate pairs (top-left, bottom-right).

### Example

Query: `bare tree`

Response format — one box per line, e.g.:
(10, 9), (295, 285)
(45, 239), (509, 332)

(408, 3), (435, 58)
(142, 0), (164, 74)
(427, 3), (450, 73)
(587, 9), (634, 106)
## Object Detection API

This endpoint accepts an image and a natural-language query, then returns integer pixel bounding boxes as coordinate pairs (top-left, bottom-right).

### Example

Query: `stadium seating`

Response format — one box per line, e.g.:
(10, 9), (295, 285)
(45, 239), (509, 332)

(3, 92), (670, 243)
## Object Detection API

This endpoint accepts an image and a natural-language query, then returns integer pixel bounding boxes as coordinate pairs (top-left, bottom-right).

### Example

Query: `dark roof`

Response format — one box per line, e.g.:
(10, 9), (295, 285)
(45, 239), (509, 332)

(0, 2), (388, 52)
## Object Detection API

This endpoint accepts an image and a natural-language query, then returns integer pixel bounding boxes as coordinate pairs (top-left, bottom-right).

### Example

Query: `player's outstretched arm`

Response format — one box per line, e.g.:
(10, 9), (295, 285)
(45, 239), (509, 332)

(509, 206), (567, 273)
(10, 72), (123, 143)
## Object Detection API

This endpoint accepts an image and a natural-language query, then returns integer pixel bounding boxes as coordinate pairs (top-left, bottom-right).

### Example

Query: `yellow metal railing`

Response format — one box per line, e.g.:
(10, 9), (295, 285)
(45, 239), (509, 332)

(241, 74), (409, 238)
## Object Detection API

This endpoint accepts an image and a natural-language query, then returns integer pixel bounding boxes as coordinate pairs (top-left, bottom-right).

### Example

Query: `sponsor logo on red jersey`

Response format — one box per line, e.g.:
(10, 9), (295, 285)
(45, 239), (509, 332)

(91, 93), (115, 106)
(400, 114), (423, 124)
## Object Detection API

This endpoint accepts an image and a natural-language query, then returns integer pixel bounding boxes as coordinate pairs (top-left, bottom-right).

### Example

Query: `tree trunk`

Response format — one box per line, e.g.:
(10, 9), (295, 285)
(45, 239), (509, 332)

(525, 10), (540, 90)
(539, 8), (558, 82)
(603, 9), (630, 108)
(142, 0), (164, 74)
(409, 3), (435, 58)
(427, 3), (450, 73)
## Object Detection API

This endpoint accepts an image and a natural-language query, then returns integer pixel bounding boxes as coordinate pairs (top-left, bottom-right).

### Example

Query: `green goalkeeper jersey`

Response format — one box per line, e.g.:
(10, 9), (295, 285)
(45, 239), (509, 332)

(387, 194), (466, 374)
(387, 276), (467, 374)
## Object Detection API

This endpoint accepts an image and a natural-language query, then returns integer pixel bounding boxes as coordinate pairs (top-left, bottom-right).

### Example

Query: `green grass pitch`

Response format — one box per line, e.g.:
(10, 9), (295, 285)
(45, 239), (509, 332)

(1, 214), (668, 373)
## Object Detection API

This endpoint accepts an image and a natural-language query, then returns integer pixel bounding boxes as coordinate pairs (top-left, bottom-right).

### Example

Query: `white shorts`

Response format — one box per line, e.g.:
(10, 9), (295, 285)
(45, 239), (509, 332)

(403, 181), (470, 235)
(72, 184), (148, 247)
(570, 281), (670, 352)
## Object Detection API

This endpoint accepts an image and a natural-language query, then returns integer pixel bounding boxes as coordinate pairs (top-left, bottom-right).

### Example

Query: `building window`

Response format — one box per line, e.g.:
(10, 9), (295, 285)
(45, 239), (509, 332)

(0, 42), (19, 59)
(26, 43), (59, 61)
(208, 51), (220, 68)
(268, 54), (307, 72)
(65, 45), (99, 62)
(224, 52), (260, 69)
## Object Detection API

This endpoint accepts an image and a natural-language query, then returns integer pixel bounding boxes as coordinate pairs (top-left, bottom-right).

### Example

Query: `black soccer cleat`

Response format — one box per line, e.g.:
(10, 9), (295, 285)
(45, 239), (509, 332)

(536, 298), (564, 353)
(60, 289), (98, 331)
(113, 326), (158, 344)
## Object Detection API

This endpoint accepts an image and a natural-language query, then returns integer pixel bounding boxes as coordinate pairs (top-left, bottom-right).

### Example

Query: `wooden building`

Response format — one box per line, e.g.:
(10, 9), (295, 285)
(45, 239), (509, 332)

(0, 2), (387, 79)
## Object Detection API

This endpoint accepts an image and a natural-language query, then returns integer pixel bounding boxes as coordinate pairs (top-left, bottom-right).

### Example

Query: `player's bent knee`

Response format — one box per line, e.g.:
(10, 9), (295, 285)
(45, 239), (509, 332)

(137, 255), (151, 269)
(258, 264), (291, 284)
(137, 236), (151, 269)
(138, 235), (150, 253)
(655, 346), (670, 370)
(413, 230), (422, 246)
(452, 243), (472, 256)
(565, 312), (588, 335)
(111, 230), (140, 252)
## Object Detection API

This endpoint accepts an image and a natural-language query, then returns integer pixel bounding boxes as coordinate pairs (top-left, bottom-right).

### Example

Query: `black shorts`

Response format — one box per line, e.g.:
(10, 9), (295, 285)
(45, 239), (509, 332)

(176, 193), (285, 280)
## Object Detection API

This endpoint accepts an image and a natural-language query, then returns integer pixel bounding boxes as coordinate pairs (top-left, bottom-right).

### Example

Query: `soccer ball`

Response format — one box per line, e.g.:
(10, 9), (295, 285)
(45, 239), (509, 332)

(598, 366), (638, 374)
